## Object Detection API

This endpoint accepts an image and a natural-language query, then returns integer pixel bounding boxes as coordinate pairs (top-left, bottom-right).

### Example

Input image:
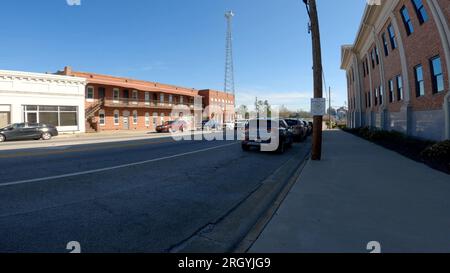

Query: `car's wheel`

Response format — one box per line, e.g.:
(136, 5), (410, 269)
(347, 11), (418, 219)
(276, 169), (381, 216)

(241, 144), (250, 151)
(0, 134), (5, 142)
(41, 132), (52, 140)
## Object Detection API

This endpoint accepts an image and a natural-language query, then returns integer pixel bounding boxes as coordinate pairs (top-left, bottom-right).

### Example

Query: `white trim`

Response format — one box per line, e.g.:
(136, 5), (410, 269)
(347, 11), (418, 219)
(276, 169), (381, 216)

(428, 0), (450, 139)
(113, 109), (120, 126)
(113, 88), (120, 103)
(132, 90), (138, 105)
(99, 109), (106, 126)
(145, 112), (150, 127)
(86, 86), (95, 102)
(0, 70), (86, 85)
(390, 13), (411, 103)
(132, 110), (138, 125)
(145, 92), (150, 105)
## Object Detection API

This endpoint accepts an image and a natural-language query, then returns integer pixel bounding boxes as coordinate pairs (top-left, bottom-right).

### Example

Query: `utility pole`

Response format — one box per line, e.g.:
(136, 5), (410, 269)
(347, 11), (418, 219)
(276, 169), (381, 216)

(304, 0), (323, 160)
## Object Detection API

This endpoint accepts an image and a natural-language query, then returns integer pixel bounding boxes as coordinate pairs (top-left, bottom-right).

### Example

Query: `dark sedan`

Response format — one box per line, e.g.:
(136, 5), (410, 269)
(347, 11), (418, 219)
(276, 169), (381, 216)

(241, 119), (294, 153)
(0, 123), (58, 142)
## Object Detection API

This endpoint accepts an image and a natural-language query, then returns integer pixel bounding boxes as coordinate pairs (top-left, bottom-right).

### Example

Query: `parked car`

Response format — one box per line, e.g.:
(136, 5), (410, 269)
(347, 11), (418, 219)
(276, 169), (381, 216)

(0, 123), (58, 142)
(156, 121), (185, 133)
(241, 119), (294, 153)
(301, 120), (313, 136)
(284, 118), (307, 142)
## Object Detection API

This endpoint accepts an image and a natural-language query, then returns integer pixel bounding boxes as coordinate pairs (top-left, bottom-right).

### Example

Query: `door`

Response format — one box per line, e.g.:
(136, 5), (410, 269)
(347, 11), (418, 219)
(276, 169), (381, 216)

(123, 112), (130, 130)
(0, 112), (10, 128)
(6, 123), (26, 140)
(98, 88), (105, 99)
(21, 124), (40, 139)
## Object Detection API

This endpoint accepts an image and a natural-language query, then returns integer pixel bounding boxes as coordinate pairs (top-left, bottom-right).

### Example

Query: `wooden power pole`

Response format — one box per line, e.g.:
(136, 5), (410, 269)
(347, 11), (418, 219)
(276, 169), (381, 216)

(306, 0), (323, 160)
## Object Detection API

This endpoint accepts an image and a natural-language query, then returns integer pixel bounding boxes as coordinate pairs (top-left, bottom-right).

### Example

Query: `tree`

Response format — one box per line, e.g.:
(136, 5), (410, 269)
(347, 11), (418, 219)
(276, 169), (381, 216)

(327, 107), (337, 116)
(278, 105), (291, 118)
(237, 105), (249, 119)
(254, 97), (271, 118)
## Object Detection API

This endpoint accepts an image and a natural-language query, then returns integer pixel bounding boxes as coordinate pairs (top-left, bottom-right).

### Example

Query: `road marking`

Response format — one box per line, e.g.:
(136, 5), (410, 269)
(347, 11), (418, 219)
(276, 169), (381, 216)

(0, 142), (238, 188)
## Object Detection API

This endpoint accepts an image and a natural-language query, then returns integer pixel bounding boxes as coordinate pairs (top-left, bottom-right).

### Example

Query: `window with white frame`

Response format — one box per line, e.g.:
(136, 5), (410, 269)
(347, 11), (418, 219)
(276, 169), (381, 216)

(145, 112), (150, 126)
(160, 94), (165, 103)
(87, 87), (94, 100)
(169, 95), (173, 104)
(133, 110), (138, 124)
(99, 110), (105, 126)
(145, 92), (150, 104)
(113, 89), (120, 101)
(132, 90), (138, 101)
(180, 96), (184, 104)
(152, 114), (158, 127)
(160, 113), (165, 125)
(114, 110), (120, 125)
(23, 105), (78, 127)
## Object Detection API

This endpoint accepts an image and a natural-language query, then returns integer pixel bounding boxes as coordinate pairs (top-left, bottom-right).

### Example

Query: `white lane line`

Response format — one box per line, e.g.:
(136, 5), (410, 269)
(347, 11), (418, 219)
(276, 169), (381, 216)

(0, 142), (238, 188)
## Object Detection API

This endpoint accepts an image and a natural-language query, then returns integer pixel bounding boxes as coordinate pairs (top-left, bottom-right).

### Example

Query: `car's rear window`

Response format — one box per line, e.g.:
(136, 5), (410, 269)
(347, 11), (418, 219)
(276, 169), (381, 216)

(285, 120), (297, 126)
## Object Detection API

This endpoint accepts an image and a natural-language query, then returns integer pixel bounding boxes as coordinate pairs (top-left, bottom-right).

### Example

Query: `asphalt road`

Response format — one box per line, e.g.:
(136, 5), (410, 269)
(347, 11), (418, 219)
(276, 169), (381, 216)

(0, 132), (310, 253)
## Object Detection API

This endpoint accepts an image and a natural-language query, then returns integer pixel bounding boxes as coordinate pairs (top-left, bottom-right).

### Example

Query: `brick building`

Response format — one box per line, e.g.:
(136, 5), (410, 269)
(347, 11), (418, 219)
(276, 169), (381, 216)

(341, 0), (450, 141)
(57, 66), (235, 132)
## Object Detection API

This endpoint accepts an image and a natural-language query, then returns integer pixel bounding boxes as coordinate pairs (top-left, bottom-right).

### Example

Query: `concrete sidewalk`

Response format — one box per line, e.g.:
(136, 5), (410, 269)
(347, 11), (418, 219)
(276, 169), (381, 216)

(250, 130), (450, 253)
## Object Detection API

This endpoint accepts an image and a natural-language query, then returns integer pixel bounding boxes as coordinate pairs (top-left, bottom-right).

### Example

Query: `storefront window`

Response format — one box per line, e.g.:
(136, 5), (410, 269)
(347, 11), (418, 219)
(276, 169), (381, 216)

(39, 112), (59, 126)
(23, 105), (78, 127)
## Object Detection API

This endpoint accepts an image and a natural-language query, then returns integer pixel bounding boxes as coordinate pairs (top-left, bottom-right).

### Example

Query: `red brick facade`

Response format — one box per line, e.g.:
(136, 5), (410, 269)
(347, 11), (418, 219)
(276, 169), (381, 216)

(342, 0), (450, 141)
(57, 67), (235, 132)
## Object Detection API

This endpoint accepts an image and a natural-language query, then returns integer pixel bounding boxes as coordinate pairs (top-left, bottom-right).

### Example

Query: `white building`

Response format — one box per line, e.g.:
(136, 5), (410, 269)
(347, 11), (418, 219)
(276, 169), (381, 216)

(0, 70), (87, 133)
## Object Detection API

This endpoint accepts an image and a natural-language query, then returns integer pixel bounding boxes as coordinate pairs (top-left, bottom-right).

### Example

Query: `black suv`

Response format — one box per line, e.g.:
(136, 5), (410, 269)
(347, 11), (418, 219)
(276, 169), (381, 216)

(0, 123), (59, 142)
(241, 119), (294, 153)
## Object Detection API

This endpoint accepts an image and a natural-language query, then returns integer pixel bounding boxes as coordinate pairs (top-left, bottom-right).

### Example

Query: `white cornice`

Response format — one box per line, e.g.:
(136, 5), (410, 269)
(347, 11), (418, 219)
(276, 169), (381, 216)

(0, 70), (86, 85)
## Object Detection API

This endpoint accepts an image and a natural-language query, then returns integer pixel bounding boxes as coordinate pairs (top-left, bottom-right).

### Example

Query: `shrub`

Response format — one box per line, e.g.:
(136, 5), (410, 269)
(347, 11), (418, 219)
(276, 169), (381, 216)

(421, 140), (450, 163)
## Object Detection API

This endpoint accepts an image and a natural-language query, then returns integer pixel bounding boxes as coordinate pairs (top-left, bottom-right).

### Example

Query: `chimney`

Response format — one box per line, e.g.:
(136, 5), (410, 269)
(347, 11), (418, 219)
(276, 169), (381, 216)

(64, 66), (72, 75)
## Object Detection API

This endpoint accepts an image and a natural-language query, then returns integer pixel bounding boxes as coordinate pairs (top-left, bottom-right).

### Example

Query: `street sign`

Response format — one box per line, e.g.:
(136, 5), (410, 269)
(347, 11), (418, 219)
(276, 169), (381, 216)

(311, 98), (326, 116)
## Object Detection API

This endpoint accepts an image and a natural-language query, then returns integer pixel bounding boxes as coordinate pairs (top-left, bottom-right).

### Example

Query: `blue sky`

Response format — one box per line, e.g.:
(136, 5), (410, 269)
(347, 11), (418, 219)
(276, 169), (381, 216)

(0, 0), (366, 111)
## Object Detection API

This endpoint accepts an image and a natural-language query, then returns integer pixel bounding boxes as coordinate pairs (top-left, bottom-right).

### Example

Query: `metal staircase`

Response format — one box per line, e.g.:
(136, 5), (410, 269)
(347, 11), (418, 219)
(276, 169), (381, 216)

(85, 98), (104, 132)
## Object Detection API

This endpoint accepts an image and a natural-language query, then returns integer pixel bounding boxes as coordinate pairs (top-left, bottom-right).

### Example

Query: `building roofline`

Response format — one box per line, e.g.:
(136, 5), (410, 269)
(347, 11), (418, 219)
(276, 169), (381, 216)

(58, 68), (197, 92)
(340, 1), (385, 69)
(0, 69), (86, 83)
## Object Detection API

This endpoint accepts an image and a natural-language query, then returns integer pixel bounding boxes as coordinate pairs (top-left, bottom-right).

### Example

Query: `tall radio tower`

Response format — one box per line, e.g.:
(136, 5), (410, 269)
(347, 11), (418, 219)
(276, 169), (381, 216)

(224, 11), (235, 97)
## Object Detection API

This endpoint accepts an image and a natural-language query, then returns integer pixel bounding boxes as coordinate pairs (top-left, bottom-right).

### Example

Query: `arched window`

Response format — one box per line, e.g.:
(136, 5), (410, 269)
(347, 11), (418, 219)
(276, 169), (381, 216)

(145, 112), (150, 127)
(114, 110), (120, 125)
(99, 110), (105, 126)
(160, 113), (165, 125)
(133, 110), (138, 124)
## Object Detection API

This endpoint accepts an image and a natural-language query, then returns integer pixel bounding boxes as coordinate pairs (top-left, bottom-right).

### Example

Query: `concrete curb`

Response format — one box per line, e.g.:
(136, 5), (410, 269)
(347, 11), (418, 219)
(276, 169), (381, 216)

(169, 147), (311, 253)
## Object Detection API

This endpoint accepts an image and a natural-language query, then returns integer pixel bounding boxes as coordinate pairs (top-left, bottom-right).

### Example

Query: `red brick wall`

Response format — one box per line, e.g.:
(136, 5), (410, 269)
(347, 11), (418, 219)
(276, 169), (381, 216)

(437, 0), (450, 24)
(379, 19), (404, 113)
(368, 43), (382, 113)
(85, 83), (196, 131)
(199, 89), (235, 120)
(393, 0), (449, 111)
(96, 108), (174, 131)
(361, 54), (371, 111)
